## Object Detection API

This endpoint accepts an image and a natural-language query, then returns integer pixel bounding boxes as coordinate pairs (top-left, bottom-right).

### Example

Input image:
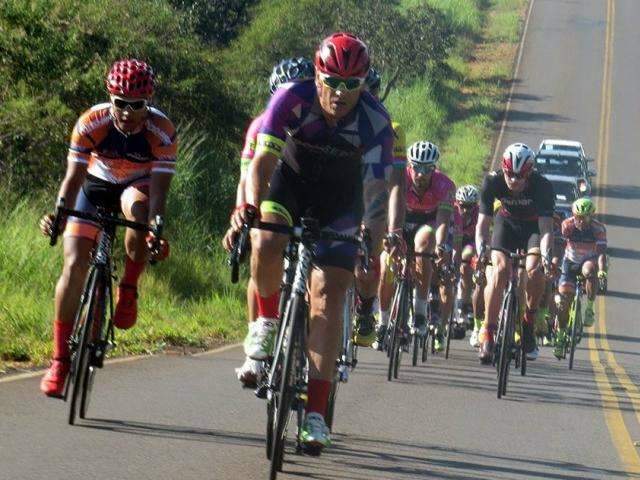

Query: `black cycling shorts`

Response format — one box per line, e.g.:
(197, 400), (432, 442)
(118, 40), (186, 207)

(262, 161), (363, 271)
(491, 214), (540, 253)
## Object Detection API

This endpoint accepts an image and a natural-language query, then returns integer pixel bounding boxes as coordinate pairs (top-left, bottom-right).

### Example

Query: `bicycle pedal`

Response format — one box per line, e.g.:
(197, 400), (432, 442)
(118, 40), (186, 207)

(254, 384), (268, 399)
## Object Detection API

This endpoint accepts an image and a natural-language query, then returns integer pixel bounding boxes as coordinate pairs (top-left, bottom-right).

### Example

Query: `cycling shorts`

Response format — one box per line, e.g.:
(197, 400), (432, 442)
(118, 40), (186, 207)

(64, 175), (149, 241)
(491, 214), (540, 254)
(559, 255), (598, 289)
(261, 161), (362, 271)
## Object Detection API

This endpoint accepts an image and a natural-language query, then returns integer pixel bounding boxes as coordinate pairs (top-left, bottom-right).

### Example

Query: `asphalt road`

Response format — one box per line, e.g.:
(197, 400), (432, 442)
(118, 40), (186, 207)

(2, 1), (640, 479)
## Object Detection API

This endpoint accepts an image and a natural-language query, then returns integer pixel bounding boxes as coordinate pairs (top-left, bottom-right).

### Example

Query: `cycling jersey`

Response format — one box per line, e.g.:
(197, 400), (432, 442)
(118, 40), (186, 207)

(68, 103), (177, 184)
(479, 170), (554, 221)
(561, 217), (607, 263)
(256, 79), (393, 270)
(455, 202), (479, 241)
(405, 169), (456, 225)
(240, 113), (264, 174)
(257, 79), (393, 218)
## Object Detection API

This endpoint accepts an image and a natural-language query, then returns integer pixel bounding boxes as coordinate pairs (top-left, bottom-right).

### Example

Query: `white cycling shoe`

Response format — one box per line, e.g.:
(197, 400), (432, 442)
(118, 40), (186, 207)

(243, 317), (277, 360)
(235, 356), (263, 388)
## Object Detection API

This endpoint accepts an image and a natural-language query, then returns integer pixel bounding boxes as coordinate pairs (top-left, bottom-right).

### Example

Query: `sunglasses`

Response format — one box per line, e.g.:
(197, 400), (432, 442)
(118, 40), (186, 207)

(319, 73), (365, 91)
(505, 172), (526, 180)
(410, 163), (436, 175)
(112, 97), (148, 111)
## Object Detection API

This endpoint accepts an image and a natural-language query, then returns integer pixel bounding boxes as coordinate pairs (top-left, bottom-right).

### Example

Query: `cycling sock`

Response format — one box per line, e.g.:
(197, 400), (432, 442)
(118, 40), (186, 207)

(474, 317), (483, 330)
(121, 256), (145, 287)
(257, 291), (279, 319)
(53, 320), (73, 359)
(380, 310), (390, 327)
(357, 294), (375, 315)
(306, 378), (332, 416)
(413, 289), (428, 317)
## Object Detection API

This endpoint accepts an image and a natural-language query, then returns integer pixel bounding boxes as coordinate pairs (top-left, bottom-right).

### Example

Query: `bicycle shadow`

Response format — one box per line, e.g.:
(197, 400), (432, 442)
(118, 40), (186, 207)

(283, 433), (630, 480)
(78, 418), (264, 449)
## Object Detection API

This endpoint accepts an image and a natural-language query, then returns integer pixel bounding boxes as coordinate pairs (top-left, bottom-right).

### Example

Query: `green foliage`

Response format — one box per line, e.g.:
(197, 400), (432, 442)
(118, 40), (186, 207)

(169, 0), (258, 46)
(0, 0), (243, 197)
(222, 0), (454, 111)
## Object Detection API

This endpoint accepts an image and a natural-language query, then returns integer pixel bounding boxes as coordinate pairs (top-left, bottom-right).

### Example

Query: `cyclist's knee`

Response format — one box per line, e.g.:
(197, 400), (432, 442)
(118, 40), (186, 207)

(582, 261), (596, 278)
(414, 225), (435, 251)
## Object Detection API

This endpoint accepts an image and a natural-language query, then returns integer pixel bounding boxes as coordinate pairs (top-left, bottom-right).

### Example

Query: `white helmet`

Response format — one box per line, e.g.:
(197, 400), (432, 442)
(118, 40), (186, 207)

(501, 142), (535, 175)
(407, 141), (440, 165)
(456, 185), (479, 204)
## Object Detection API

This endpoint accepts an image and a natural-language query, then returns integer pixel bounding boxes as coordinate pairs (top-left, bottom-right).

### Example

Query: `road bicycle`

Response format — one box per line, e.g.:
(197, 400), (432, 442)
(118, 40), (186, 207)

(230, 216), (368, 479)
(48, 199), (162, 425)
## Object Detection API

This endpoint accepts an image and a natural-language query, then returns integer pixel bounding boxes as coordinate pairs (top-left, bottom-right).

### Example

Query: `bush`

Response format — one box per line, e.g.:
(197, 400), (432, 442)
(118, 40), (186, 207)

(0, 0), (243, 201)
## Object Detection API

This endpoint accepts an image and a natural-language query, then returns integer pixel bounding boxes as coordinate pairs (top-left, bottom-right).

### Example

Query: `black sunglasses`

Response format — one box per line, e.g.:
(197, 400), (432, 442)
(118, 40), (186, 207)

(112, 98), (148, 111)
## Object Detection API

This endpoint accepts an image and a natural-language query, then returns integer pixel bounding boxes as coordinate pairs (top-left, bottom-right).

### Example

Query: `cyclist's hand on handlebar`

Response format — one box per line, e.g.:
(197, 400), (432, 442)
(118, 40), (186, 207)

(384, 231), (406, 260)
(146, 233), (170, 261)
(222, 226), (238, 253)
(597, 270), (608, 279)
(231, 203), (259, 232)
(40, 213), (64, 237)
(542, 254), (554, 278)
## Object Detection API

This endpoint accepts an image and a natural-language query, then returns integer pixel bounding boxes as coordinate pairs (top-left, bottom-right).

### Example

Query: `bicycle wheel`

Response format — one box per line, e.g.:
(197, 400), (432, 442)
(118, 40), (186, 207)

(68, 268), (99, 425)
(387, 282), (402, 381)
(325, 378), (338, 432)
(497, 293), (514, 399)
(569, 296), (581, 370)
(421, 329), (429, 363)
(412, 333), (420, 366)
(270, 294), (304, 480)
(80, 272), (109, 419)
(390, 281), (409, 380)
(445, 309), (455, 360)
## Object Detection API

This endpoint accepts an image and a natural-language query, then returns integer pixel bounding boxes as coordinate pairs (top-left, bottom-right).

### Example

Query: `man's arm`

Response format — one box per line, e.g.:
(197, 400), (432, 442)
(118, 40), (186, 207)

(435, 206), (452, 247)
(149, 171), (173, 222)
(475, 213), (492, 255)
(247, 150), (279, 209)
(57, 161), (88, 205)
(387, 167), (406, 233)
(538, 215), (554, 259)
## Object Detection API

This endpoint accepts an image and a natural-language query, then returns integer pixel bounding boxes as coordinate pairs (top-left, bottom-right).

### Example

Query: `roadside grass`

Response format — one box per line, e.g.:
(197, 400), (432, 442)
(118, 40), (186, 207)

(0, 183), (247, 372)
(0, 0), (527, 372)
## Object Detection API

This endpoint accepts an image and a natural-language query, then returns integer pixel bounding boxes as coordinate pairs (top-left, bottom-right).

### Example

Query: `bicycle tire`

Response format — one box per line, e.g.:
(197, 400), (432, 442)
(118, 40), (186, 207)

(421, 330), (429, 363)
(445, 310), (454, 360)
(325, 379), (338, 432)
(80, 272), (108, 419)
(387, 282), (403, 381)
(497, 293), (514, 399)
(412, 333), (419, 366)
(270, 294), (303, 479)
(394, 282), (409, 379)
(569, 296), (580, 370)
(68, 268), (99, 425)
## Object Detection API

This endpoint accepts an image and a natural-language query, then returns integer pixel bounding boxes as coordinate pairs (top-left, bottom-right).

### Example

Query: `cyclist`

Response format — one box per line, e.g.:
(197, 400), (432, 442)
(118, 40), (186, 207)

(235, 32), (399, 451)
(222, 57), (315, 388)
(379, 141), (456, 353)
(475, 143), (554, 364)
(38, 59), (176, 397)
(553, 197), (607, 358)
(452, 185), (484, 345)
(353, 67), (406, 348)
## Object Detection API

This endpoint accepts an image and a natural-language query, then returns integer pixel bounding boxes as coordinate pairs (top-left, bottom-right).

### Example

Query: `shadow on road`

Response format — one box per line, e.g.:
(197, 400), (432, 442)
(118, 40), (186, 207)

(596, 213), (640, 229)
(282, 433), (629, 480)
(607, 246), (640, 260)
(603, 290), (640, 301)
(597, 184), (640, 200)
(79, 418), (264, 449)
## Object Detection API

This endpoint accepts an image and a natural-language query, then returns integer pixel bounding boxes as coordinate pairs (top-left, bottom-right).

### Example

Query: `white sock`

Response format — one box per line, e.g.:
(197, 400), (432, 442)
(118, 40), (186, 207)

(413, 288), (428, 317)
(380, 310), (390, 327)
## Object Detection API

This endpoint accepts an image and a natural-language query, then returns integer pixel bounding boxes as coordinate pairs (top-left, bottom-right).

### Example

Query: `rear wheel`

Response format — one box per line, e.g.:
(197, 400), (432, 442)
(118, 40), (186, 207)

(445, 310), (455, 360)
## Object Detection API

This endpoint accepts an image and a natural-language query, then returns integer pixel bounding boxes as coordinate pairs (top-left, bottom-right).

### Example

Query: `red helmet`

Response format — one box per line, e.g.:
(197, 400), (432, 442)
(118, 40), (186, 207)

(501, 143), (535, 175)
(315, 32), (370, 78)
(106, 59), (155, 98)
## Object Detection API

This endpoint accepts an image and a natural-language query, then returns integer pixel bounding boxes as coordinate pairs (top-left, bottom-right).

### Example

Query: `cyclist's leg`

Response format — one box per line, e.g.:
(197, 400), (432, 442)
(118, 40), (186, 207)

(555, 257), (577, 357)
(460, 245), (475, 308)
(246, 164), (296, 360)
(480, 249), (510, 361)
(376, 250), (394, 348)
(413, 224), (436, 334)
(114, 180), (151, 330)
(42, 187), (97, 396)
(353, 218), (384, 347)
(582, 258), (597, 326)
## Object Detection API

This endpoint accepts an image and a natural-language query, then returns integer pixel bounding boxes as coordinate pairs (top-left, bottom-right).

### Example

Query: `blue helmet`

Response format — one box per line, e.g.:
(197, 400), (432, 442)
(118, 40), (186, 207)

(269, 57), (315, 94)
(365, 67), (381, 94)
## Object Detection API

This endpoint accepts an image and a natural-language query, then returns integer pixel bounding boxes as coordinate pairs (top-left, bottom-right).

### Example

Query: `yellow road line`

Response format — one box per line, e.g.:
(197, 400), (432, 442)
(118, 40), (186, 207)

(589, 0), (640, 473)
